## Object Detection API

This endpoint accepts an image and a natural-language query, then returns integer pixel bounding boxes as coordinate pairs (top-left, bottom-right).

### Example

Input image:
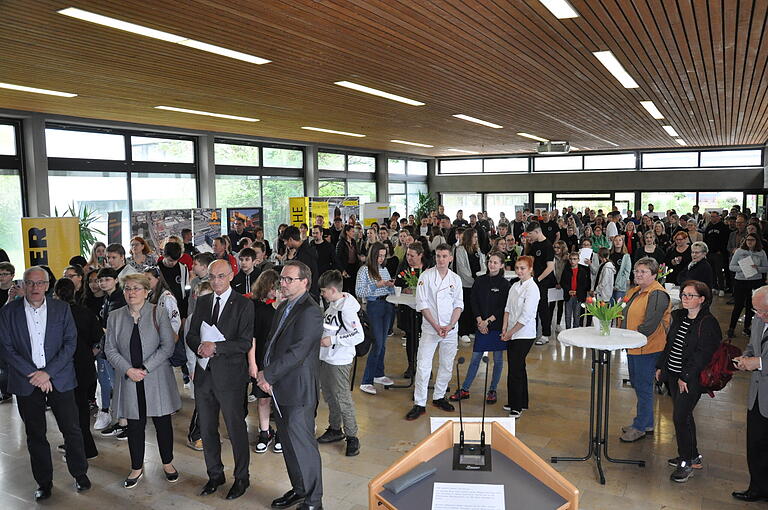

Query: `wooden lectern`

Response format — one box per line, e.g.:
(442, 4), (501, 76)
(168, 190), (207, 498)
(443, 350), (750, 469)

(369, 421), (579, 509)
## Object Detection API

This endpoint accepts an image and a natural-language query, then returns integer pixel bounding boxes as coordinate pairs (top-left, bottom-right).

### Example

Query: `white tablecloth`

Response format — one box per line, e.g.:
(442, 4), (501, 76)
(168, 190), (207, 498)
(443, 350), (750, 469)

(557, 327), (647, 351)
(386, 293), (417, 310)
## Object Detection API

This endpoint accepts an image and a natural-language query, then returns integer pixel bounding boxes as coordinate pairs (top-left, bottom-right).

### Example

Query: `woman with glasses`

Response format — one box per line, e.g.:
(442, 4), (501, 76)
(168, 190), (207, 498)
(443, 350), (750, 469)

(676, 241), (713, 290)
(619, 257), (672, 443)
(665, 231), (693, 286)
(686, 220), (703, 243)
(62, 265), (85, 303)
(104, 273), (181, 488)
(127, 237), (157, 271)
(728, 234), (768, 338)
(655, 280), (721, 482)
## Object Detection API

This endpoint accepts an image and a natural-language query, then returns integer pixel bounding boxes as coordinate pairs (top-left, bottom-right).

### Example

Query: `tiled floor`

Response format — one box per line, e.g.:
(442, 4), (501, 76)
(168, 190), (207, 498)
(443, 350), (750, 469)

(0, 294), (758, 509)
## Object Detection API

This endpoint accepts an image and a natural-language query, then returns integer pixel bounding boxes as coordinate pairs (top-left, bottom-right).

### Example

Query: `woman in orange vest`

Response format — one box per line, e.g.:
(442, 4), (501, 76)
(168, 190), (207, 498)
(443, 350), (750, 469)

(619, 257), (672, 443)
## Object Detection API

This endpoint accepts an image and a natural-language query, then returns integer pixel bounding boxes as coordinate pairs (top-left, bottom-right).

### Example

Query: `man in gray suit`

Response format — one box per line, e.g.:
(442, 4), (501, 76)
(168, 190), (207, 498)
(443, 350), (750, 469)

(258, 260), (323, 510)
(0, 267), (91, 501)
(733, 285), (768, 502)
(187, 260), (255, 500)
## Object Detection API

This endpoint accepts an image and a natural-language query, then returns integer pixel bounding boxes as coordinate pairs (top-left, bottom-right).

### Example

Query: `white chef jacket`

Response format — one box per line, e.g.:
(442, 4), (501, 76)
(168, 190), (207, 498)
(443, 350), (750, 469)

(504, 277), (540, 340)
(415, 266), (464, 336)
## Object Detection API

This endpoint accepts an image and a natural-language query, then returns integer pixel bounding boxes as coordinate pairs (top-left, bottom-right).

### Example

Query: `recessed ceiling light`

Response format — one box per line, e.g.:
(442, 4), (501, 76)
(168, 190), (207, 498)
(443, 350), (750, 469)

(334, 81), (425, 106)
(58, 7), (270, 64)
(538, 0), (579, 18)
(447, 148), (480, 154)
(452, 114), (503, 129)
(516, 132), (550, 142)
(154, 106), (259, 122)
(675, 138), (687, 146)
(593, 51), (639, 88)
(301, 126), (365, 137)
(390, 139), (433, 148)
(662, 125), (679, 137)
(0, 82), (77, 97)
(640, 101), (664, 119)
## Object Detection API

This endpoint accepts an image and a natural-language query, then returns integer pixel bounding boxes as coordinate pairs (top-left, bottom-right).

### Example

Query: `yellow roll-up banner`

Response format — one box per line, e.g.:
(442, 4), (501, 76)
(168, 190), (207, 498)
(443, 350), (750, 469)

(289, 197), (310, 227)
(21, 217), (80, 276)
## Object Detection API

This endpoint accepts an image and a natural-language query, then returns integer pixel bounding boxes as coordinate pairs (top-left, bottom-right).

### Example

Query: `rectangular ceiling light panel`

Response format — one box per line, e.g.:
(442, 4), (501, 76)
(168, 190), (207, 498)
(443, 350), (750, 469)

(0, 82), (77, 97)
(538, 0), (579, 18)
(452, 114), (503, 128)
(640, 101), (664, 119)
(390, 139), (433, 148)
(593, 51), (639, 88)
(155, 105), (259, 122)
(334, 81), (425, 106)
(301, 126), (365, 137)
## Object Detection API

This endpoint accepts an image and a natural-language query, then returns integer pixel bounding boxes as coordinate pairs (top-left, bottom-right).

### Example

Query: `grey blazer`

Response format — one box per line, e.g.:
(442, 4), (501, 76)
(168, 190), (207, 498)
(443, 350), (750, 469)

(744, 316), (768, 418)
(105, 301), (181, 420)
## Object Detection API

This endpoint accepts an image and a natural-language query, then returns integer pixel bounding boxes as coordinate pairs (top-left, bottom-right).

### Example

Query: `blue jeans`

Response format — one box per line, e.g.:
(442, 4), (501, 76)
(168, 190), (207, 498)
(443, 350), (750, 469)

(96, 356), (114, 410)
(461, 350), (504, 392)
(362, 299), (395, 385)
(627, 352), (660, 431)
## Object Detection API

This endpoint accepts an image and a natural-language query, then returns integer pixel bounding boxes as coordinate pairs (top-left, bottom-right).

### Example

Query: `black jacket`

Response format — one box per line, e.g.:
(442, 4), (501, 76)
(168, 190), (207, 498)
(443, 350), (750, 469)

(293, 243), (319, 299)
(70, 303), (101, 388)
(703, 222), (730, 255)
(676, 259), (713, 289)
(656, 307), (721, 385)
(664, 246), (692, 286)
(100, 287), (126, 329)
(335, 238), (358, 275)
(311, 240), (335, 276)
(470, 273), (511, 331)
(560, 265), (592, 302)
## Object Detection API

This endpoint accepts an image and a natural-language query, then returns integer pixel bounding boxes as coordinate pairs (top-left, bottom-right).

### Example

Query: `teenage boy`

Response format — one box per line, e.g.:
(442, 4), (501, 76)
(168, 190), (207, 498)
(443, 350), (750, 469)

(560, 252), (591, 329)
(105, 243), (137, 280)
(525, 223), (556, 345)
(406, 244), (463, 421)
(232, 248), (258, 295)
(316, 270), (363, 456)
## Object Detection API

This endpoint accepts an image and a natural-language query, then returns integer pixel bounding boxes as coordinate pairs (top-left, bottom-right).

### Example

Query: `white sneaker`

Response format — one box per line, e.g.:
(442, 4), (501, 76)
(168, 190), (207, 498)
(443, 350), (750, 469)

(359, 384), (377, 395)
(719, 290), (725, 297)
(183, 382), (191, 390)
(247, 394), (257, 403)
(535, 336), (549, 345)
(460, 335), (471, 344)
(94, 410), (111, 430)
(374, 376), (394, 386)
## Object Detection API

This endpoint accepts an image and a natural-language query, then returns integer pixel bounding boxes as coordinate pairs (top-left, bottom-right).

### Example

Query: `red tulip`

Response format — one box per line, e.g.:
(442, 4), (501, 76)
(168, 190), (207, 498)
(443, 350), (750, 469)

(586, 296), (594, 304)
(622, 295), (630, 303)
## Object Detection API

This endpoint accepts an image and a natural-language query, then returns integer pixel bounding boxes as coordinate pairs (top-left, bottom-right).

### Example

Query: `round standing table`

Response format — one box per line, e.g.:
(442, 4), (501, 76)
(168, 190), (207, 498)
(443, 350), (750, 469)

(551, 327), (647, 484)
(386, 293), (418, 389)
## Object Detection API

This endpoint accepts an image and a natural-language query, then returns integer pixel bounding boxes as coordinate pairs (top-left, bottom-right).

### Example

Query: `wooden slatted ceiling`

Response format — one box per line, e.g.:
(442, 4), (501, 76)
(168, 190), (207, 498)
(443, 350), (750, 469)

(0, 0), (765, 156)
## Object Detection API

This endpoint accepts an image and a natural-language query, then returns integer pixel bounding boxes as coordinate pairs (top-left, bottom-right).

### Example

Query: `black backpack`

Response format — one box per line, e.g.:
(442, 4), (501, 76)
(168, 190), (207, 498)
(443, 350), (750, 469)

(337, 309), (375, 357)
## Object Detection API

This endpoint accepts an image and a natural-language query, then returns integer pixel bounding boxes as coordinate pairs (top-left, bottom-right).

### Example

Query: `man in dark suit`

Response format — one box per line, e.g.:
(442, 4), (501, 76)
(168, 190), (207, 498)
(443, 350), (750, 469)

(281, 225), (320, 299)
(733, 286), (768, 502)
(258, 260), (323, 510)
(0, 266), (91, 501)
(186, 259), (255, 500)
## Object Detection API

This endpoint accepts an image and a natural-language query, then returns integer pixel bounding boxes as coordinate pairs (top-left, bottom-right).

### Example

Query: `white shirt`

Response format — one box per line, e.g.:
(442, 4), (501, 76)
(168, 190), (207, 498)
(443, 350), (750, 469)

(416, 266), (464, 335)
(606, 221), (619, 238)
(504, 278), (540, 340)
(24, 298), (48, 369)
(210, 286), (232, 324)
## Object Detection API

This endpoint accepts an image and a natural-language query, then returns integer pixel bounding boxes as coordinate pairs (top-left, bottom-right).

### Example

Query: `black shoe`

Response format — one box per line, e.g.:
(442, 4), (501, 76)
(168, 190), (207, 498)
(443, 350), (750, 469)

(226, 479), (249, 500)
(123, 470), (143, 489)
(115, 427), (129, 440)
(271, 488), (305, 508)
(732, 489), (768, 502)
(164, 466), (179, 483)
(200, 477), (226, 496)
(35, 484), (52, 501)
(317, 427), (345, 444)
(298, 505), (323, 510)
(405, 405), (426, 421)
(345, 436), (360, 456)
(403, 367), (414, 379)
(100, 423), (122, 436)
(0, 393), (12, 403)
(432, 398), (455, 412)
(57, 444), (66, 453)
(75, 475), (91, 492)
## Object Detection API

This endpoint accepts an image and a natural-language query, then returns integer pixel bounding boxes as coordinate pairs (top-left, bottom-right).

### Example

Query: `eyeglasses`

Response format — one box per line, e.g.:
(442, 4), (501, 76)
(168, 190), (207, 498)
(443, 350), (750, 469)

(680, 293), (701, 299)
(0, 272), (12, 277)
(123, 286), (146, 293)
(280, 275), (306, 284)
(24, 280), (49, 287)
(209, 272), (232, 281)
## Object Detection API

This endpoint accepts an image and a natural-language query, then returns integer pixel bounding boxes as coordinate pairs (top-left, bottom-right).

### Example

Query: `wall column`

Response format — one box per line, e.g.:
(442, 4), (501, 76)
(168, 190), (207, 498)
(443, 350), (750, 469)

(197, 134), (215, 208)
(304, 144), (318, 196)
(22, 115), (49, 216)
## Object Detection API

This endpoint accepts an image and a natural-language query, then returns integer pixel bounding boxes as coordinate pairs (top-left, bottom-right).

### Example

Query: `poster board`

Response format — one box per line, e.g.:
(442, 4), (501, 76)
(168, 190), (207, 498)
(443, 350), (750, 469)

(107, 211), (122, 245)
(192, 208), (221, 252)
(362, 202), (392, 227)
(21, 217), (80, 276)
(130, 209), (192, 253)
(289, 197), (310, 227)
(226, 207), (263, 234)
(289, 196), (360, 228)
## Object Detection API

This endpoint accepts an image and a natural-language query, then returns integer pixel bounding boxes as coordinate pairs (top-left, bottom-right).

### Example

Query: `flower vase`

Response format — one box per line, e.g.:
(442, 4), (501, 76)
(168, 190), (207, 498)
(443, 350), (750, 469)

(597, 319), (611, 336)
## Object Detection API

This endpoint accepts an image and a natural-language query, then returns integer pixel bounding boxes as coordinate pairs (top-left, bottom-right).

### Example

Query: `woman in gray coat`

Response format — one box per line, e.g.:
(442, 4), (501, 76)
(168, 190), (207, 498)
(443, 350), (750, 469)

(105, 273), (181, 488)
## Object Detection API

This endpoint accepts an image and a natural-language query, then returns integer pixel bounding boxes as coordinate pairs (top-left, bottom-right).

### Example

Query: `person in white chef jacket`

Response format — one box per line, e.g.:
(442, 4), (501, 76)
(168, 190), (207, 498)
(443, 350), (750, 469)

(405, 243), (464, 421)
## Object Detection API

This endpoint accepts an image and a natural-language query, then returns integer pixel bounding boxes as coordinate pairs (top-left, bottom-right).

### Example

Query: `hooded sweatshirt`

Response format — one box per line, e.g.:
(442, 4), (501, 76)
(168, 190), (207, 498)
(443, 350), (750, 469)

(320, 292), (364, 365)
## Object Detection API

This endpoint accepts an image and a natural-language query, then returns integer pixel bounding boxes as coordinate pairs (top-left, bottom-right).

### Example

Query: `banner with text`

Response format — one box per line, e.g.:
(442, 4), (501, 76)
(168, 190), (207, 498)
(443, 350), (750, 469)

(21, 217), (80, 275)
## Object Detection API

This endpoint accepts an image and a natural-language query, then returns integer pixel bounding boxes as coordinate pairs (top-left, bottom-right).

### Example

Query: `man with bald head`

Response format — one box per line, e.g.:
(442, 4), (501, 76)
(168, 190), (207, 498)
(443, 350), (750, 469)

(186, 260), (255, 500)
(733, 285), (768, 501)
(0, 266), (91, 500)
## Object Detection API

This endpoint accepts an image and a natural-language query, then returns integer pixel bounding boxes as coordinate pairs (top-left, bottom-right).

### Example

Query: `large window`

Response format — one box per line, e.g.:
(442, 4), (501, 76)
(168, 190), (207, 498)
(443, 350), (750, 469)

(0, 124), (16, 156)
(698, 192), (744, 212)
(442, 193), (482, 221)
(0, 169), (24, 270)
(641, 192), (696, 214)
(534, 156), (583, 172)
(131, 136), (194, 163)
(348, 180), (377, 205)
(263, 147), (303, 168)
(700, 150), (762, 167)
(440, 159), (482, 174)
(406, 182), (428, 216)
(318, 179), (345, 197)
(214, 142), (260, 166)
(46, 128), (125, 160)
(131, 173), (197, 211)
(439, 157), (528, 174)
(642, 152), (699, 169)
(262, 178), (304, 241)
(49, 170), (130, 247)
(486, 193), (528, 220)
(215, 175), (262, 208)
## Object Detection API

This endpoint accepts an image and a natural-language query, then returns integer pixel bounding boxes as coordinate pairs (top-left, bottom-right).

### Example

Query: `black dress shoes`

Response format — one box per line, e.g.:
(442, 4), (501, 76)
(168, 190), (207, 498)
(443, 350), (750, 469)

(34, 484), (52, 501)
(732, 489), (768, 502)
(298, 505), (322, 510)
(226, 479), (249, 500)
(75, 475), (92, 492)
(200, 477), (226, 496)
(271, 489), (305, 508)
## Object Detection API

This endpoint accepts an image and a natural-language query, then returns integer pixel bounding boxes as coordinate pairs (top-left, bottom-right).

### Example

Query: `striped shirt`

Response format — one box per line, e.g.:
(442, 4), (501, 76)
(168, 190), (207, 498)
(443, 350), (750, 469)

(667, 316), (692, 374)
(355, 266), (394, 300)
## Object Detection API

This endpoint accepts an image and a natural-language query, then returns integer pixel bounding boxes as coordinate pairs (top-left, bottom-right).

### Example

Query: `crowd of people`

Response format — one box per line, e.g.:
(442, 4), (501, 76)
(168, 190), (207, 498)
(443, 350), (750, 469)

(0, 201), (767, 505)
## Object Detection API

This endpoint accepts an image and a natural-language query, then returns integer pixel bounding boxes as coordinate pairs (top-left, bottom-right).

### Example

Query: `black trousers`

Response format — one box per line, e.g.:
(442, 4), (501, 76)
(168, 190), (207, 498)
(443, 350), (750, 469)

(548, 299), (564, 326)
(73, 384), (97, 458)
(458, 287), (475, 336)
(126, 382), (174, 470)
(16, 387), (88, 486)
(400, 305), (422, 371)
(747, 401), (768, 495)
(668, 375), (703, 462)
(730, 279), (762, 331)
(506, 339), (535, 412)
(274, 403), (323, 506)
(187, 406), (200, 442)
(708, 252), (726, 291)
(194, 367), (250, 481)
(537, 282), (554, 336)
(0, 357), (8, 396)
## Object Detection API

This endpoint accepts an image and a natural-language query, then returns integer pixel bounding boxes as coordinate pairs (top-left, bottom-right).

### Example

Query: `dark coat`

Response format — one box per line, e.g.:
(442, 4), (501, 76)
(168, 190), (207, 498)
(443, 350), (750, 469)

(69, 303), (100, 388)
(560, 264), (592, 302)
(656, 307), (721, 385)
(676, 259), (714, 290)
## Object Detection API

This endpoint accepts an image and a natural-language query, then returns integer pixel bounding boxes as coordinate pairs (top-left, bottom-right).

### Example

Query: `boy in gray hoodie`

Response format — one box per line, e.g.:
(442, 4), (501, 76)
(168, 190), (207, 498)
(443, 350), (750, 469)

(317, 270), (364, 456)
